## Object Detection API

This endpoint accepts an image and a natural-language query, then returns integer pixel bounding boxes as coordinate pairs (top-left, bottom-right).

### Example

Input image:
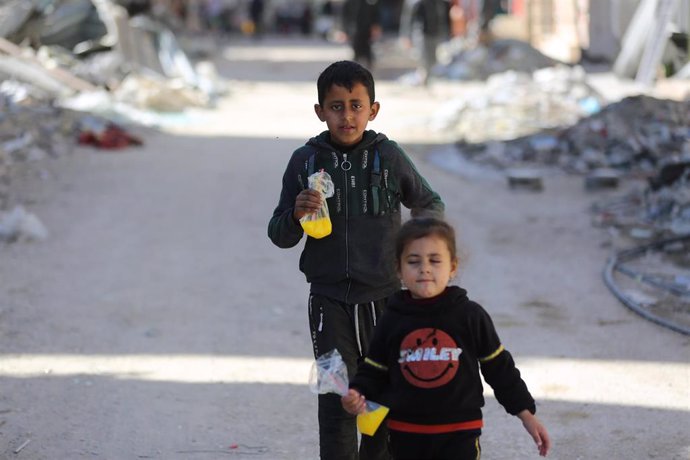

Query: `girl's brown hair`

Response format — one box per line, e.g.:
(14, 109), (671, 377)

(394, 217), (458, 268)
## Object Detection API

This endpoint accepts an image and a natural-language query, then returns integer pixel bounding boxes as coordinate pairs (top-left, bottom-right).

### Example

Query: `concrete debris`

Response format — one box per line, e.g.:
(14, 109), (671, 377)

(0, 0), (229, 242)
(0, 1), (224, 105)
(114, 73), (210, 112)
(595, 163), (690, 335)
(559, 96), (689, 174)
(506, 168), (544, 192)
(584, 168), (621, 191)
(438, 64), (603, 145)
(450, 94), (689, 175)
(439, 38), (560, 81)
(591, 161), (690, 244)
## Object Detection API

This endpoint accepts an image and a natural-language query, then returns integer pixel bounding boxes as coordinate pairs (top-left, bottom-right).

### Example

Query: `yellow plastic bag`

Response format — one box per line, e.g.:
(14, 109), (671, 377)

(300, 217), (332, 239)
(357, 401), (390, 436)
(309, 349), (389, 436)
(300, 170), (334, 239)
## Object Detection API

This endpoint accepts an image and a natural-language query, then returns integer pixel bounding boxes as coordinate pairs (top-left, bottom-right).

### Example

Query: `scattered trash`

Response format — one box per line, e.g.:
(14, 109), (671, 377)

(585, 168), (621, 191)
(14, 438), (31, 454)
(506, 168), (544, 191)
(77, 115), (142, 149)
(0, 206), (49, 242)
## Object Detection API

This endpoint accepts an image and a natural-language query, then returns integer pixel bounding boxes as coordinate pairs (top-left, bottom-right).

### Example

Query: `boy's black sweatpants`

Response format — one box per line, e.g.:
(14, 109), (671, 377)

(308, 293), (390, 460)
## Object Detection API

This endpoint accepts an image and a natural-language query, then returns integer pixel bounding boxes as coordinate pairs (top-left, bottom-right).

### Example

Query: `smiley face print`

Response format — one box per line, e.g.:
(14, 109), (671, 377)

(398, 328), (462, 389)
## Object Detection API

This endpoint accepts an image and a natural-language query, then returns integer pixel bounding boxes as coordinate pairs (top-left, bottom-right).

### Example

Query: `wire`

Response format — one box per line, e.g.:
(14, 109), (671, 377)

(603, 234), (690, 336)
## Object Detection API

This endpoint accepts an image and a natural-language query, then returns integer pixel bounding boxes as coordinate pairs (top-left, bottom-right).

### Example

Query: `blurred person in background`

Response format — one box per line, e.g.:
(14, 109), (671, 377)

(249, 0), (265, 38)
(342, 0), (382, 70)
(479, 0), (504, 44)
(400, 0), (450, 85)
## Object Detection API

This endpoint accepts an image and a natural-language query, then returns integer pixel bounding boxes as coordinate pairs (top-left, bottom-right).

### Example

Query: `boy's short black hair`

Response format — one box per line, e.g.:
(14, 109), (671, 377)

(317, 60), (376, 106)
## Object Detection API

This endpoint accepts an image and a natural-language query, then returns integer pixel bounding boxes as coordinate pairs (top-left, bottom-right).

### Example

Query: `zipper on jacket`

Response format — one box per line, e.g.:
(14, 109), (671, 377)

(342, 152), (352, 302)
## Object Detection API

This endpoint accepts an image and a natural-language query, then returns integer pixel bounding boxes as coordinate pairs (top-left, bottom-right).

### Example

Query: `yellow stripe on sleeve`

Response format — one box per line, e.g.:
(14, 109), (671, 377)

(364, 357), (388, 371)
(479, 345), (504, 363)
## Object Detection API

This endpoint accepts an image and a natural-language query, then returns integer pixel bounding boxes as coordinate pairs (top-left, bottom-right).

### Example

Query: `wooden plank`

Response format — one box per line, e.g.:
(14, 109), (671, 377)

(635, 0), (679, 85)
(0, 37), (98, 93)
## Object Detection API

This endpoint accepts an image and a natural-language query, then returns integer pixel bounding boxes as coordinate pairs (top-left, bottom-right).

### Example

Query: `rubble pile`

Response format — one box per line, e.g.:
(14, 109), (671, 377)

(449, 93), (689, 175)
(592, 162), (690, 240)
(0, 0), (226, 242)
(434, 64), (602, 143)
(0, 85), (79, 197)
(592, 162), (690, 334)
(430, 41), (690, 334)
(439, 38), (560, 81)
(559, 96), (690, 174)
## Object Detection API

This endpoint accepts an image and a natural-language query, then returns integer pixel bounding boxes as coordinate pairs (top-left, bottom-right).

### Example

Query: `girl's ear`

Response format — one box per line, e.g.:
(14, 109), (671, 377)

(449, 258), (459, 281)
(314, 104), (326, 122)
(369, 101), (380, 121)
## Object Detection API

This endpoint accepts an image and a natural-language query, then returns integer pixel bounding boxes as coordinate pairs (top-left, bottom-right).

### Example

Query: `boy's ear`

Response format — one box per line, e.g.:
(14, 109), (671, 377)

(369, 101), (380, 121)
(314, 104), (326, 122)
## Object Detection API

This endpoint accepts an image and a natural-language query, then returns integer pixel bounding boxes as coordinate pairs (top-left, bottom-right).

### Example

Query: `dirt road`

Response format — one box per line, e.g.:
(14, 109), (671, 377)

(1, 37), (688, 460)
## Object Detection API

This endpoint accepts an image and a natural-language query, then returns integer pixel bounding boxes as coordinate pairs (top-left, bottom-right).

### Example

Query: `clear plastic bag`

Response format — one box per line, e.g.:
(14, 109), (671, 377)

(308, 349), (389, 436)
(309, 349), (349, 396)
(300, 170), (334, 239)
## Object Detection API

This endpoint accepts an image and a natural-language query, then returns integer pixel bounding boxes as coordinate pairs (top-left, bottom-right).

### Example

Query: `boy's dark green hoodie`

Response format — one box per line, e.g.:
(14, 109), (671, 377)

(268, 130), (444, 304)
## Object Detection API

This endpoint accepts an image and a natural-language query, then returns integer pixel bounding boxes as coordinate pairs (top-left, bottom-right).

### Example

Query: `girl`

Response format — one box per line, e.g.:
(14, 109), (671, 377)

(342, 217), (551, 459)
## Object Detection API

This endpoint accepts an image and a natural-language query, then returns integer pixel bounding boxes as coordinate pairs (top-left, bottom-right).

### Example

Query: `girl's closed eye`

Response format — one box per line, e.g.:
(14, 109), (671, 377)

(405, 257), (420, 266)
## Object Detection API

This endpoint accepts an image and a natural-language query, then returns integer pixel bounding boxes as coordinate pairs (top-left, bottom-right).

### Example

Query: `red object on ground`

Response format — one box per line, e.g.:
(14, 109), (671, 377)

(78, 123), (143, 149)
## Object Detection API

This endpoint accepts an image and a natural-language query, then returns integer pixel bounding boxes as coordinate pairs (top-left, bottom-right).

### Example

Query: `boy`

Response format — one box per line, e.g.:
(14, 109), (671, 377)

(268, 60), (444, 460)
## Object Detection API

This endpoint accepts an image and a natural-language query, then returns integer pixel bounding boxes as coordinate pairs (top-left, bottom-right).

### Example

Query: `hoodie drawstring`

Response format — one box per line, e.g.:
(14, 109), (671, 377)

(354, 304), (362, 356)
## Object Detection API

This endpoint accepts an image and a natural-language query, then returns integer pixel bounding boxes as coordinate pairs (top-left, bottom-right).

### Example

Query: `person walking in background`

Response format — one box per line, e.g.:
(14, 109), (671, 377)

(204, 0), (224, 35)
(249, 0), (265, 38)
(342, 0), (382, 69)
(400, 0), (450, 85)
(479, 0), (503, 44)
(342, 217), (551, 459)
(268, 60), (444, 460)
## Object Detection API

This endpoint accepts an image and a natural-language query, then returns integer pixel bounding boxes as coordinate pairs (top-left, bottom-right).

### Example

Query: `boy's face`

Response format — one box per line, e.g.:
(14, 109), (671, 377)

(314, 83), (380, 147)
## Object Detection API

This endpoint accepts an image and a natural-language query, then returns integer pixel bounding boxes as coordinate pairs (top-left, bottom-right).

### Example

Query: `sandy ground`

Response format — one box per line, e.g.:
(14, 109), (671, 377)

(0, 36), (689, 460)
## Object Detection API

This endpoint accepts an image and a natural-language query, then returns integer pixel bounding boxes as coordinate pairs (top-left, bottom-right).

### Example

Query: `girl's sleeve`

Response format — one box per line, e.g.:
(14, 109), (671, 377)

(472, 303), (537, 416)
(267, 152), (306, 248)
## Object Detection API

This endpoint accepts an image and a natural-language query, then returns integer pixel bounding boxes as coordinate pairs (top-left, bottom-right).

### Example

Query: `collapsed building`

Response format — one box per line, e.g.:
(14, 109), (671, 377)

(0, 0), (225, 240)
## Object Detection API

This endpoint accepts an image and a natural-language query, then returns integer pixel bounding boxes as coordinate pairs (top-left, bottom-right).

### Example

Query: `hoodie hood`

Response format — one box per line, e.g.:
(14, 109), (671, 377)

(387, 286), (469, 317)
(307, 130), (388, 151)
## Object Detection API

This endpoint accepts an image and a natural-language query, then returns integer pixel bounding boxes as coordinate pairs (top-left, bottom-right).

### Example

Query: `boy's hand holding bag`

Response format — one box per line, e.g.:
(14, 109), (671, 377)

(300, 170), (334, 239)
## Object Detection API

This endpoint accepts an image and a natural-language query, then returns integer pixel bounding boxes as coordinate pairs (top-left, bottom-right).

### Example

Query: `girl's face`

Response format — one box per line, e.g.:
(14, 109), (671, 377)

(398, 235), (458, 299)
(314, 83), (380, 147)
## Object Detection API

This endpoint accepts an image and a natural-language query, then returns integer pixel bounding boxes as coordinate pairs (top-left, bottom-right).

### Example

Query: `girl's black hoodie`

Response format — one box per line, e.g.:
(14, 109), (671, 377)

(350, 286), (536, 431)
